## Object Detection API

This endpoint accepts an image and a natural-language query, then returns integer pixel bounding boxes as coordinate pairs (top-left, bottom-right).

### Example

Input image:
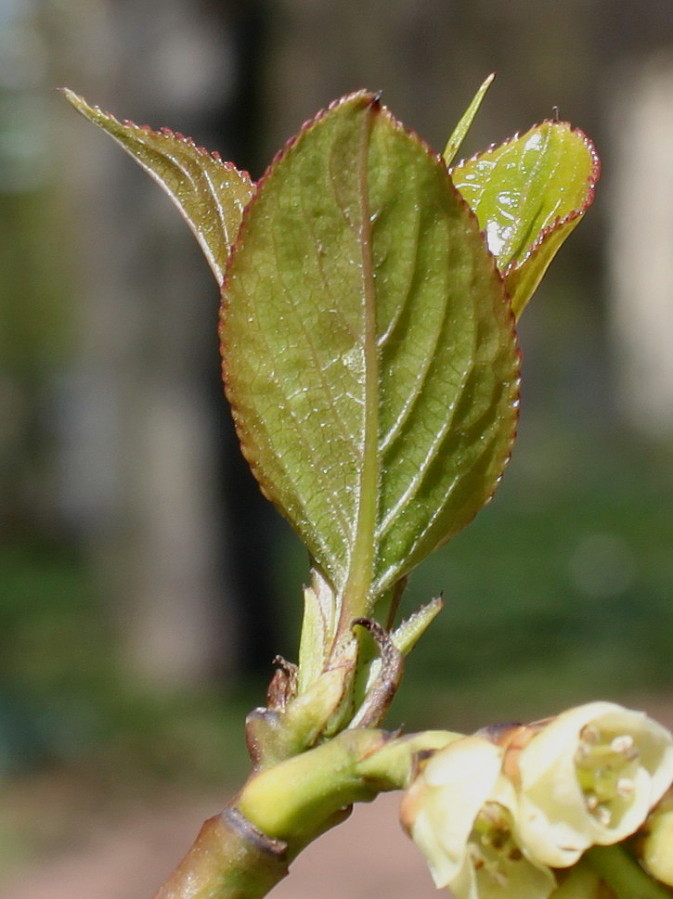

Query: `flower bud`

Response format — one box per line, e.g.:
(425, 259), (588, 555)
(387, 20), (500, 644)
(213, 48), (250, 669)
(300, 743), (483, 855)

(401, 736), (556, 899)
(641, 790), (673, 887)
(513, 702), (673, 867)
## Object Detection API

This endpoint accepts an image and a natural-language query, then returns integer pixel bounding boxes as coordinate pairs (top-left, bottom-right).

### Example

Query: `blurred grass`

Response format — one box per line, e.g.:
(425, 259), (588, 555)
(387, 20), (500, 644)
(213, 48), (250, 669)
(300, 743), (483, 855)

(389, 422), (673, 730)
(0, 540), (254, 873)
(0, 540), (253, 787)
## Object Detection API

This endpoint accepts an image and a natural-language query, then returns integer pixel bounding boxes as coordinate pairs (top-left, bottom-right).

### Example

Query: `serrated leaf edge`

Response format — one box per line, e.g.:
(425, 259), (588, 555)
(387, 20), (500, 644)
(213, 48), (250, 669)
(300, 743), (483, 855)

(61, 88), (254, 285)
(62, 88), (253, 179)
(504, 128), (600, 281)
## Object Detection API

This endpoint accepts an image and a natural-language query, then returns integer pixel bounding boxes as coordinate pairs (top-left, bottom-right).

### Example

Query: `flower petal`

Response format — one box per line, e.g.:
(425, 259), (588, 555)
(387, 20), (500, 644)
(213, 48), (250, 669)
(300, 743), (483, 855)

(402, 737), (556, 898)
(401, 736), (503, 887)
(515, 702), (673, 867)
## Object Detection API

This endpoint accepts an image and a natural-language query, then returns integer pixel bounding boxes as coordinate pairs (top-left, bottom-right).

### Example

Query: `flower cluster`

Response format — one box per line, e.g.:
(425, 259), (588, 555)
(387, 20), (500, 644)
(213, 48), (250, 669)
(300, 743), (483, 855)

(400, 702), (673, 899)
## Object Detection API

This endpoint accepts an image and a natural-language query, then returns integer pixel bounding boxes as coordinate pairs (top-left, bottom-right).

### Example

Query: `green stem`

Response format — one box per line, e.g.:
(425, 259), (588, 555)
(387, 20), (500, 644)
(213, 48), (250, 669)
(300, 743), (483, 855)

(236, 729), (387, 849)
(153, 807), (289, 899)
(585, 845), (673, 899)
(153, 727), (460, 899)
(356, 729), (462, 788)
(237, 728), (461, 848)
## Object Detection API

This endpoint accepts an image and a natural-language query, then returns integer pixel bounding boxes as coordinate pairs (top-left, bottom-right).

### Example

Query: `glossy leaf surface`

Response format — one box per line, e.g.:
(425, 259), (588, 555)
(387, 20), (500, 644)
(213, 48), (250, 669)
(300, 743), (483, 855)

(222, 93), (519, 609)
(451, 121), (599, 318)
(63, 89), (254, 285)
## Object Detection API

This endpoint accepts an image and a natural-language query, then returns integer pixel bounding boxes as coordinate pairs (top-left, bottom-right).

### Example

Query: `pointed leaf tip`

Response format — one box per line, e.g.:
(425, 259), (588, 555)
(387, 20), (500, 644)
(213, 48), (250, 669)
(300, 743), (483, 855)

(222, 92), (519, 610)
(63, 88), (254, 285)
(443, 74), (496, 167)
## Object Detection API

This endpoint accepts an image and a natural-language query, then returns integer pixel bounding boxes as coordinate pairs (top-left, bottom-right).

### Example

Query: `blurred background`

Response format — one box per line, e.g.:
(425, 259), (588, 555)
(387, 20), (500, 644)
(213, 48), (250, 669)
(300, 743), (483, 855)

(3, 0), (673, 896)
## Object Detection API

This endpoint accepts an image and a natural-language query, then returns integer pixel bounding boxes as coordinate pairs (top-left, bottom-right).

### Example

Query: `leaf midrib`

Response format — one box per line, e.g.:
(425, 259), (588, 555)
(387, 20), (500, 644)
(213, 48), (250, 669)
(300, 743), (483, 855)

(336, 99), (380, 628)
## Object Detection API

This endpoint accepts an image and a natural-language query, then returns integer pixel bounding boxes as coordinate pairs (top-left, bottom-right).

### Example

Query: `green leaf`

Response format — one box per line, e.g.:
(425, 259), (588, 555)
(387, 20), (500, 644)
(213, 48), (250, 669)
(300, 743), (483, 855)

(221, 92), (519, 616)
(442, 73), (495, 167)
(451, 120), (599, 318)
(62, 89), (254, 285)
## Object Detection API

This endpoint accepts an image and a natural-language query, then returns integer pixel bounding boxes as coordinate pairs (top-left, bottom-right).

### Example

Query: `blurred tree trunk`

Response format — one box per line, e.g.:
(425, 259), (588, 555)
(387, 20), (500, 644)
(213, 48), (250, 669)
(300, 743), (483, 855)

(607, 55), (673, 439)
(50, 0), (272, 686)
(260, 0), (461, 162)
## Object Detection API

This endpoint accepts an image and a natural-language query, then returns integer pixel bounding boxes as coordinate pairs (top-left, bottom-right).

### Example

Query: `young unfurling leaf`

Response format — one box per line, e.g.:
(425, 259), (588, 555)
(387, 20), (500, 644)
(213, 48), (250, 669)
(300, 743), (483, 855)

(451, 121), (599, 318)
(63, 89), (254, 285)
(221, 92), (519, 620)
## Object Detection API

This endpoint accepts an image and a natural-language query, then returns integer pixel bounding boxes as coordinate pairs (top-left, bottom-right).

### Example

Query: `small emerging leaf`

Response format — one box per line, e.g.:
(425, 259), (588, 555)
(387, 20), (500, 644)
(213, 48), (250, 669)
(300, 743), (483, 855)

(442, 73), (495, 167)
(222, 93), (519, 614)
(451, 120), (599, 317)
(390, 597), (444, 657)
(63, 89), (254, 285)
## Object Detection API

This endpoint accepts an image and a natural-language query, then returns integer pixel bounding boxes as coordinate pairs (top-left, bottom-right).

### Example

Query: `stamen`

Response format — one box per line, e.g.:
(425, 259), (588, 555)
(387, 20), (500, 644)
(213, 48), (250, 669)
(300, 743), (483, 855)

(488, 867), (508, 887)
(611, 734), (634, 754)
(581, 724), (601, 745)
(468, 844), (485, 867)
(585, 793), (599, 810)
(575, 743), (591, 762)
(594, 804), (612, 826)
(617, 777), (635, 796)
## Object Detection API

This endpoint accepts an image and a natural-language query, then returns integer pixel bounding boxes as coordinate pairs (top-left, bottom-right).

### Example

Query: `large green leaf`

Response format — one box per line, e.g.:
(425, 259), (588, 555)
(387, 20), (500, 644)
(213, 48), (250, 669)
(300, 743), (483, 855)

(63, 89), (254, 285)
(450, 121), (599, 318)
(221, 92), (520, 614)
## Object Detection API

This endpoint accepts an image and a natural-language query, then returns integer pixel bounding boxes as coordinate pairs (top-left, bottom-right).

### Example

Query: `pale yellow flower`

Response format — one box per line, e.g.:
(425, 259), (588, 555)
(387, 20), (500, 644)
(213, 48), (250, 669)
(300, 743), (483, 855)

(514, 701), (673, 867)
(401, 736), (556, 899)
